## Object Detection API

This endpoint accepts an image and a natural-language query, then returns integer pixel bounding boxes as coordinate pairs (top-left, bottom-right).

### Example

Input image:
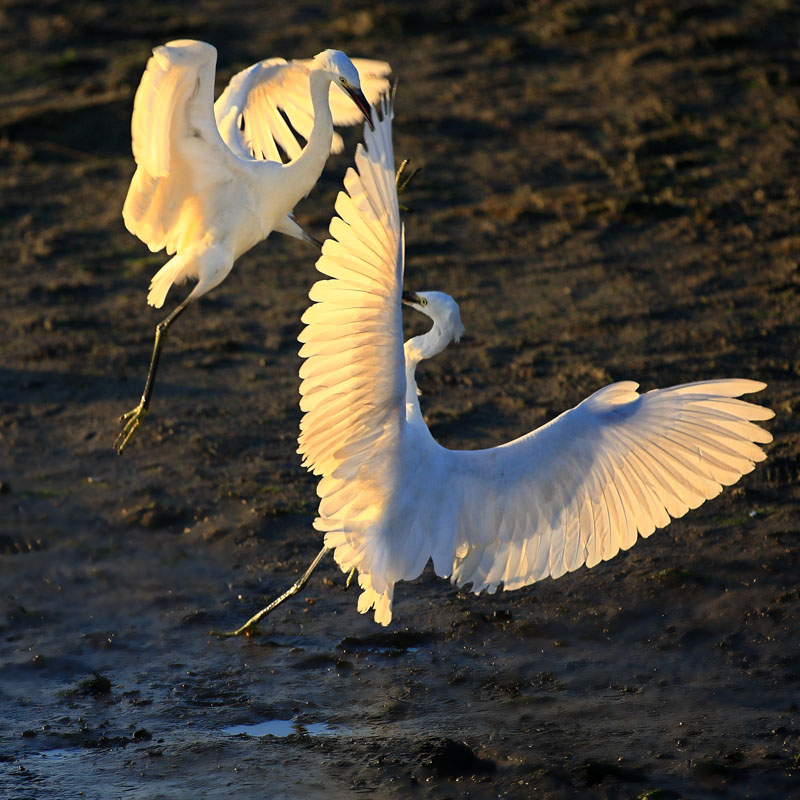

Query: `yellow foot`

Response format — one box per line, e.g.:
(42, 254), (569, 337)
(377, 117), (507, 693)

(210, 605), (273, 638)
(395, 159), (419, 193)
(208, 625), (256, 639)
(344, 567), (356, 590)
(114, 405), (147, 455)
(210, 620), (260, 638)
(395, 159), (420, 212)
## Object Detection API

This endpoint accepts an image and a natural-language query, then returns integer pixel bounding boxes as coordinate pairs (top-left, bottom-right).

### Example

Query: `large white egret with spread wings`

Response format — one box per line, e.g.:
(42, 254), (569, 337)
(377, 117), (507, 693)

(228, 97), (773, 635)
(114, 40), (390, 453)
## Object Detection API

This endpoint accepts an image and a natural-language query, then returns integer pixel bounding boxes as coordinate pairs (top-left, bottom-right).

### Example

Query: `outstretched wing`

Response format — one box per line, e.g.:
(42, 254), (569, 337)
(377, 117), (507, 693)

(123, 39), (237, 252)
(298, 96), (404, 477)
(215, 57), (391, 162)
(439, 379), (773, 593)
(297, 98), (407, 624)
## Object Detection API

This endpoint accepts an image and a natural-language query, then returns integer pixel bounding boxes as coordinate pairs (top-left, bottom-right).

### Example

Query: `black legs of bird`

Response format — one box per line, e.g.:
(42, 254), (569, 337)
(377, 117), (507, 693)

(218, 157), (417, 636)
(216, 551), (360, 637)
(214, 545), (332, 637)
(114, 298), (192, 455)
(114, 43), (389, 454)
(115, 159), (413, 456)
(215, 548), (360, 637)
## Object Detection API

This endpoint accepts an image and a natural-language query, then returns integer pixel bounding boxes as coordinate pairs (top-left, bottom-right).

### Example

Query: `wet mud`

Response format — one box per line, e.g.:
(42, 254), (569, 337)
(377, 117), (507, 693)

(2, 1), (799, 798)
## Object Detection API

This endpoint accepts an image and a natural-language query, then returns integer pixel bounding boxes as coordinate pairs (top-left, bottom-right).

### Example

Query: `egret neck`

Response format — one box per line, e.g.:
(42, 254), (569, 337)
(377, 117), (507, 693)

(280, 69), (336, 210)
(403, 321), (453, 422)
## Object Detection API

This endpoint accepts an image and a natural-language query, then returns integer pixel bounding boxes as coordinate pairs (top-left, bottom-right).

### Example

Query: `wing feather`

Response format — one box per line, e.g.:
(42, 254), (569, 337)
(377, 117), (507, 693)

(215, 57), (391, 162)
(123, 40), (236, 252)
(299, 94), (773, 628)
(447, 380), (773, 592)
(298, 95), (405, 510)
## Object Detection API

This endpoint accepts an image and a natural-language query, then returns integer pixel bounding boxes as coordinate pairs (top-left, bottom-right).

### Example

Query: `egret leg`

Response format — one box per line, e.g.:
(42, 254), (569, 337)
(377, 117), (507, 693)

(395, 159), (420, 213)
(395, 159), (419, 194)
(215, 545), (332, 637)
(344, 566), (356, 590)
(114, 297), (192, 455)
(306, 232), (324, 249)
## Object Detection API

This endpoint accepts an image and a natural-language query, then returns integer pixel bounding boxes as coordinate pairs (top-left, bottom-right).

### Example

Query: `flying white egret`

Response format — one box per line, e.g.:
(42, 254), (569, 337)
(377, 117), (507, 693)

(227, 97), (773, 635)
(114, 39), (390, 454)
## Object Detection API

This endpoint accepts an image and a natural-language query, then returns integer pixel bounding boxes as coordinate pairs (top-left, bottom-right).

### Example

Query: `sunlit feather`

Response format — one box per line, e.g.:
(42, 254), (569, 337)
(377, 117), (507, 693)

(299, 96), (774, 625)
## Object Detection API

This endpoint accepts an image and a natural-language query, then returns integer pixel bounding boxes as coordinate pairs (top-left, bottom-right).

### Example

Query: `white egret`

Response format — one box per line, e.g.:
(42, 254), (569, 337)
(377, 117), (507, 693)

(229, 97), (773, 634)
(114, 40), (390, 454)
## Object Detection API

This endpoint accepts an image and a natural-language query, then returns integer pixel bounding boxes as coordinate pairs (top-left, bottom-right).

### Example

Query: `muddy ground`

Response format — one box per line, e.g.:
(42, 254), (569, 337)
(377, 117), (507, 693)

(2, 1), (800, 798)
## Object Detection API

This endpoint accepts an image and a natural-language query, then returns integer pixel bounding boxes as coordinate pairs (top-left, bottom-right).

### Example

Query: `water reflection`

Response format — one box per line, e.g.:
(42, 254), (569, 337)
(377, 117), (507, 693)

(222, 719), (337, 738)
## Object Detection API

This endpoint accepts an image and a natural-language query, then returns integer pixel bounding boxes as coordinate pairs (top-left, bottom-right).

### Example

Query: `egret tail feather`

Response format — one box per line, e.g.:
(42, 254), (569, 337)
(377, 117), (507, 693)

(147, 253), (189, 308)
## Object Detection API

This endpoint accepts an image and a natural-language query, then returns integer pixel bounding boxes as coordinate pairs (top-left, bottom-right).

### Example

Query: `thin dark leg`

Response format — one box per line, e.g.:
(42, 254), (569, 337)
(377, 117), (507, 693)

(306, 232), (324, 249)
(114, 297), (192, 454)
(214, 546), (332, 637)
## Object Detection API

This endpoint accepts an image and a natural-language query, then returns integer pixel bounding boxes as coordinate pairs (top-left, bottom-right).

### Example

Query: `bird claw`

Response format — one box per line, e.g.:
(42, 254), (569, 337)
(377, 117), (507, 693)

(214, 546), (330, 639)
(395, 159), (419, 194)
(395, 159), (420, 213)
(344, 566), (356, 591)
(211, 608), (269, 638)
(210, 623), (257, 638)
(114, 405), (147, 455)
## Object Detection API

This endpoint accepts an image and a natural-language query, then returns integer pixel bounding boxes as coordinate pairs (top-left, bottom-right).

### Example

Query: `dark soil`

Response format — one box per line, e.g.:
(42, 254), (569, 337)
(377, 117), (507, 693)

(2, 1), (799, 798)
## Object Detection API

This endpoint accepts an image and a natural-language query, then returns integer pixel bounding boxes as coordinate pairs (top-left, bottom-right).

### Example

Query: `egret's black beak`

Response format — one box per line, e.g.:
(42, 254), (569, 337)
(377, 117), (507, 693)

(402, 290), (421, 307)
(346, 86), (374, 131)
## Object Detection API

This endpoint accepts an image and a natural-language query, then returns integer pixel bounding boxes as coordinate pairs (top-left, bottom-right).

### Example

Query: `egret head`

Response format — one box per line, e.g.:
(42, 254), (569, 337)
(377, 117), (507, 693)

(402, 291), (465, 343)
(313, 49), (374, 130)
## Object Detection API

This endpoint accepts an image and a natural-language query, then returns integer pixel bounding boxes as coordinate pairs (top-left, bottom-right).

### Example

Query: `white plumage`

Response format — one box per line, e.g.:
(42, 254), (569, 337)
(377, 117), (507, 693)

(215, 55), (393, 163)
(115, 40), (390, 454)
(298, 97), (774, 626)
(124, 40), (389, 308)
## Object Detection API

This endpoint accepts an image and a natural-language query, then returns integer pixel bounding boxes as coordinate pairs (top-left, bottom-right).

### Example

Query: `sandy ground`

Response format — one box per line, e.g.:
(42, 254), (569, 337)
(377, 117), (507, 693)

(2, 1), (800, 798)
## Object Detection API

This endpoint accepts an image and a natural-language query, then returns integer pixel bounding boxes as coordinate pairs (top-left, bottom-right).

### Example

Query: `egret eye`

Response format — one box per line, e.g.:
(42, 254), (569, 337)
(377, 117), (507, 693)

(340, 77), (347, 85)
(420, 297), (428, 306)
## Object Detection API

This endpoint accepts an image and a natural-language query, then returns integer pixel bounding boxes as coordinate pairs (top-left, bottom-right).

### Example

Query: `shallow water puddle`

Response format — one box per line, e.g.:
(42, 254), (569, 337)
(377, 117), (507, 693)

(222, 719), (339, 738)
(34, 747), (83, 762)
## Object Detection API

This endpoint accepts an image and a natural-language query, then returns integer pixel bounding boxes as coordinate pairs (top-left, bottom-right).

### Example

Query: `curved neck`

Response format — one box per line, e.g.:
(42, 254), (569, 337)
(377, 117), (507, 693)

(403, 321), (451, 414)
(281, 70), (334, 204)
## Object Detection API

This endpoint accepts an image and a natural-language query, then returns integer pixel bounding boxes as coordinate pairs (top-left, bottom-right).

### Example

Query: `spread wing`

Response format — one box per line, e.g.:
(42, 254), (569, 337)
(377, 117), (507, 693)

(296, 98), (407, 624)
(214, 57), (392, 162)
(441, 379), (773, 593)
(298, 96), (404, 477)
(123, 39), (238, 253)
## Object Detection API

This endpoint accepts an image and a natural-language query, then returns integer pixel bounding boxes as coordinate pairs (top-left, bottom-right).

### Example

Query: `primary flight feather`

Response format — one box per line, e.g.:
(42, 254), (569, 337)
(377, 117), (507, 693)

(294, 96), (773, 626)
(114, 40), (390, 454)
